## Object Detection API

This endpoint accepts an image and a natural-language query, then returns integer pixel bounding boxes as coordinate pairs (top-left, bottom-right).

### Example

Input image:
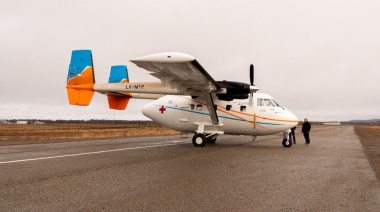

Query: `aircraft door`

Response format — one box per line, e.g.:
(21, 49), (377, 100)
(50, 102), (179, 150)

(173, 101), (197, 132)
(237, 104), (250, 135)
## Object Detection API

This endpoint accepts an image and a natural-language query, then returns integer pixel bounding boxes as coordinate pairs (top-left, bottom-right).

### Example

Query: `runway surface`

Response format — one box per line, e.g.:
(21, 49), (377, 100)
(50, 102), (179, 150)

(1, 126), (379, 211)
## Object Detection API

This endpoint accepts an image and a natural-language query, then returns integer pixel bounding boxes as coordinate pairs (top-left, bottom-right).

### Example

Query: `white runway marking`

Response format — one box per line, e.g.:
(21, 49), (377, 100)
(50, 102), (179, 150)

(0, 142), (185, 165)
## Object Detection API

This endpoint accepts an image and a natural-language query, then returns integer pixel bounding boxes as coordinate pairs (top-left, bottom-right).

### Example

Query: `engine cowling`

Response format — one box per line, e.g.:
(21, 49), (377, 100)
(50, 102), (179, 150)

(216, 80), (251, 101)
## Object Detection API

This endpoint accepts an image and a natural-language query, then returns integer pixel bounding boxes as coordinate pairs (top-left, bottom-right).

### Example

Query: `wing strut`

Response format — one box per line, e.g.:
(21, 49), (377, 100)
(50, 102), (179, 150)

(191, 60), (222, 91)
(202, 91), (219, 125)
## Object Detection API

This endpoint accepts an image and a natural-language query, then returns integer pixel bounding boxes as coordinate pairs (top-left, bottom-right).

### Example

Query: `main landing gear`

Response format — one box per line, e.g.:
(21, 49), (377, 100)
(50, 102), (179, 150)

(192, 122), (223, 147)
(192, 133), (218, 147)
(192, 133), (207, 147)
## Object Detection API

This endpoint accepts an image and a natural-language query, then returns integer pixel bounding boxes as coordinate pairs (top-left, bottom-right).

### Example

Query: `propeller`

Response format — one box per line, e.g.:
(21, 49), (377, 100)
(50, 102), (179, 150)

(250, 64), (254, 86)
(249, 64), (254, 106)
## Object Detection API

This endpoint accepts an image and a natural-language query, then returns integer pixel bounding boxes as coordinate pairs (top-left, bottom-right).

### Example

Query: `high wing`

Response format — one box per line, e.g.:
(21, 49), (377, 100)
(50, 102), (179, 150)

(130, 52), (222, 124)
(131, 52), (222, 94)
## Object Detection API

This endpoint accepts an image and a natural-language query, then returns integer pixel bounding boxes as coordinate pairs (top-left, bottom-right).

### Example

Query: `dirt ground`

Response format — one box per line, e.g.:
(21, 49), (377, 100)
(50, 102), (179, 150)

(354, 125), (380, 181)
(0, 123), (179, 146)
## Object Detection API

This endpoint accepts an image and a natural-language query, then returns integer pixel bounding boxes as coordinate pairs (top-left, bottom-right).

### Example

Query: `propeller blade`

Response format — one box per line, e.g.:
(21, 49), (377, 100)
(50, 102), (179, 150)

(249, 64), (255, 106)
(250, 64), (254, 86)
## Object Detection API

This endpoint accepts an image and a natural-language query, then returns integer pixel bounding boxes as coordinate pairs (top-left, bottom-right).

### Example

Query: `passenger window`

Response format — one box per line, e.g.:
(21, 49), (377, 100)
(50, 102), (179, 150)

(189, 104), (195, 110)
(196, 104), (202, 111)
(240, 106), (246, 112)
(226, 105), (232, 111)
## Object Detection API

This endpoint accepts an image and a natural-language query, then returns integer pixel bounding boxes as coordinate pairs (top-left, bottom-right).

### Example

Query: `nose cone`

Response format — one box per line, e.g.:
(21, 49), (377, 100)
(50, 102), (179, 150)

(289, 111), (298, 127)
(142, 101), (154, 120)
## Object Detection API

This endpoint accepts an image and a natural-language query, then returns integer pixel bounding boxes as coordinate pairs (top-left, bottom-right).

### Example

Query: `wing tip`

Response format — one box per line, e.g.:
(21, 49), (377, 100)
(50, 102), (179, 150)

(130, 52), (195, 63)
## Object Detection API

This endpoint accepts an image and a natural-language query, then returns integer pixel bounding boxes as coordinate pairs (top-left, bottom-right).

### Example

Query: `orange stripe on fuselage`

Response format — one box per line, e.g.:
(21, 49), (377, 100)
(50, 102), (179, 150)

(179, 96), (297, 128)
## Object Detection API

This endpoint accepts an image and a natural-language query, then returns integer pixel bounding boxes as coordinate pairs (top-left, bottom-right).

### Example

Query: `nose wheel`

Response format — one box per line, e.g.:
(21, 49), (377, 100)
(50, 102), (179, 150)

(282, 132), (293, 148)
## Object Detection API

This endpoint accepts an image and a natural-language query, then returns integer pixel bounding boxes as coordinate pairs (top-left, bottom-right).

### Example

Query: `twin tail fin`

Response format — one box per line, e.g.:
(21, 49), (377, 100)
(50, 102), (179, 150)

(66, 50), (95, 106)
(66, 50), (131, 110)
(107, 65), (131, 110)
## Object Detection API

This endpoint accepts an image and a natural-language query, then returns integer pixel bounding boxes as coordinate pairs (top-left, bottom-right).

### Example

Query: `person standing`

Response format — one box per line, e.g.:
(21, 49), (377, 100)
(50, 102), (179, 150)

(302, 118), (311, 145)
(290, 126), (296, 144)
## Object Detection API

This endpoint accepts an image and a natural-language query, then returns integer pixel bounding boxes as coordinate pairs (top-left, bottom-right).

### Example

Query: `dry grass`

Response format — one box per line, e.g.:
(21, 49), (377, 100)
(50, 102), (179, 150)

(0, 123), (179, 146)
(354, 125), (380, 181)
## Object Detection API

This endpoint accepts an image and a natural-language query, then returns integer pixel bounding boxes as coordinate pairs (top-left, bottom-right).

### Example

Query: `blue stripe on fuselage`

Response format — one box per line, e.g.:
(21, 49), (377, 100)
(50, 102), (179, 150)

(156, 105), (284, 126)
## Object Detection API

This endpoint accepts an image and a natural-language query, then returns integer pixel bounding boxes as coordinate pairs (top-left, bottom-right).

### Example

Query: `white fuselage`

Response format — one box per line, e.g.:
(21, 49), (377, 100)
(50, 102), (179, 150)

(142, 93), (298, 136)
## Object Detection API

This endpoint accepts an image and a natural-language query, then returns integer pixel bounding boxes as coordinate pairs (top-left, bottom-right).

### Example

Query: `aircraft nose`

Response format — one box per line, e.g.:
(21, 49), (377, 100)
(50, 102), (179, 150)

(289, 111), (298, 126)
(142, 102), (154, 120)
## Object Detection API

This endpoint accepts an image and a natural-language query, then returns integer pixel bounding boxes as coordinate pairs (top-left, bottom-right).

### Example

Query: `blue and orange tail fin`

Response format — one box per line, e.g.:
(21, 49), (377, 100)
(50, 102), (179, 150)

(108, 65), (129, 83)
(66, 50), (95, 106)
(107, 65), (131, 110)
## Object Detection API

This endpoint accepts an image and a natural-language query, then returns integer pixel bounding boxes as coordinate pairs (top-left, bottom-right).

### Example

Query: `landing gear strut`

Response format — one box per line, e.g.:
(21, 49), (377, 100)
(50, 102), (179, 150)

(206, 134), (217, 143)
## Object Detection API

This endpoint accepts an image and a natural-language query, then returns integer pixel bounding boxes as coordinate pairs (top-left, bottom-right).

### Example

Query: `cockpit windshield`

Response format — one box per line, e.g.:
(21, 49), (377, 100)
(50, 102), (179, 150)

(257, 98), (281, 107)
(272, 99), (281, 107)
(264, 99), (276, 107)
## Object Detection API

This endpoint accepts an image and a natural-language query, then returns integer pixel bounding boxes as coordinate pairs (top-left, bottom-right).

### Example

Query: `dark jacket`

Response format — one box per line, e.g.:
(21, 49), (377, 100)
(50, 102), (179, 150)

(302, 122), (311, 133)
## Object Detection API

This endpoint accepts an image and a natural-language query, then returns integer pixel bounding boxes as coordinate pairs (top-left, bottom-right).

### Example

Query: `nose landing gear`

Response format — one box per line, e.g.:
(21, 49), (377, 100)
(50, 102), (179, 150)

(282, 131), (293, 148)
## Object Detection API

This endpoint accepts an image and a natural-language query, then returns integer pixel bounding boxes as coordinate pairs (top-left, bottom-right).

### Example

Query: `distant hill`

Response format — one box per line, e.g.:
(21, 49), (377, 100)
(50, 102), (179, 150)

(349, 119), (380, 123)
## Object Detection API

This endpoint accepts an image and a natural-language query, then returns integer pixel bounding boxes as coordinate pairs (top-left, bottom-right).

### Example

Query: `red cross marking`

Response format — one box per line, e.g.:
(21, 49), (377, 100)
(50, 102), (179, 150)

(159, 105), (166, 114)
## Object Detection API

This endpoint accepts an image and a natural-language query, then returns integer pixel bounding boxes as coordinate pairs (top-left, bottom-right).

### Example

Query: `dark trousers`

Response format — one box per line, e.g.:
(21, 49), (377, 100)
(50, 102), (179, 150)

(290, 131), (296, 144)
(303, 132), (310, 144)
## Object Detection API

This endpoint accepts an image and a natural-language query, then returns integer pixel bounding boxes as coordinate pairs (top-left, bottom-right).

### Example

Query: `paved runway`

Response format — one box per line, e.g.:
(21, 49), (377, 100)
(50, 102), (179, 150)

(1, 126), (379, 211)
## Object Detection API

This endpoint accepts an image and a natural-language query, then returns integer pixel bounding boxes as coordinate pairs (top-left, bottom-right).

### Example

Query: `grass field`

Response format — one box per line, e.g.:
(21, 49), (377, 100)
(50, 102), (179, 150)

(0, 123), (179, 146)
(354, 125), (380, 181)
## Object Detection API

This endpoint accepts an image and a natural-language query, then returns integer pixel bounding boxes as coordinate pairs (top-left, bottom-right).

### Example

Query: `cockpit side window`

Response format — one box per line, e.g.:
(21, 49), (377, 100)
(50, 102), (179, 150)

(257, 98), (264, 106)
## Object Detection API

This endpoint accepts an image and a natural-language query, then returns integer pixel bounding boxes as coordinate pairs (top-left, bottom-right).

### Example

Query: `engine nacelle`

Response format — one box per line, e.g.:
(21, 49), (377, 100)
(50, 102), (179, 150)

(216, 80), (251, 101)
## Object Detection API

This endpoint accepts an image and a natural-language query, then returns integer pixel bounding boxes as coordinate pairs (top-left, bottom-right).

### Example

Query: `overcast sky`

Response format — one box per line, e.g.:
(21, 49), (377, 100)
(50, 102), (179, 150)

(1, 0), (379, 122)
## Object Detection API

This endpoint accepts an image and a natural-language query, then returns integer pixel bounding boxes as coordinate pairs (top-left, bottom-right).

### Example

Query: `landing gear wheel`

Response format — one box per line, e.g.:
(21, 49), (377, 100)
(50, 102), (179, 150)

(282, 137), (292, 148)
(206, 135), (217, 143)
(192, 133), (207, 147)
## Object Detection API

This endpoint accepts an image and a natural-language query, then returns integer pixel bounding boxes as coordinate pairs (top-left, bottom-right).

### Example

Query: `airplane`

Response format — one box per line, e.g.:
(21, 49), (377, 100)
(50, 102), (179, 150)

(66, 50), (298, 147)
